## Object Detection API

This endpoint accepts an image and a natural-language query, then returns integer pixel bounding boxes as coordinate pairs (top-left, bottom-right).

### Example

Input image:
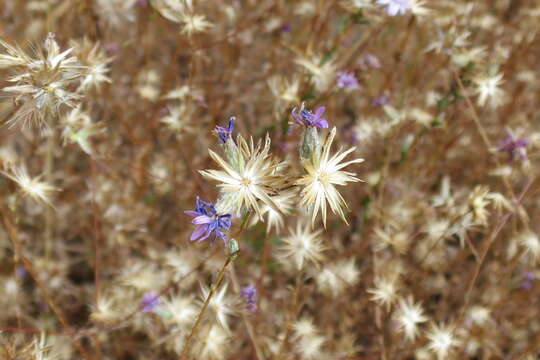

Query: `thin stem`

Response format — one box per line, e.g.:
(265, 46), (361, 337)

(0, 202), (93, 360)
(44, 124), (55, 263)
(180, 251), (238, 360)
(229, 263), (265, 360)
(275, 272), (303, 359)
(457, 178), (534, 324)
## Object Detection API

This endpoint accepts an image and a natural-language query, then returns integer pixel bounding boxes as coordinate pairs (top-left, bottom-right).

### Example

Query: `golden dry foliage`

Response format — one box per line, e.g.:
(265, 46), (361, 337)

(0, 0), (539, 359)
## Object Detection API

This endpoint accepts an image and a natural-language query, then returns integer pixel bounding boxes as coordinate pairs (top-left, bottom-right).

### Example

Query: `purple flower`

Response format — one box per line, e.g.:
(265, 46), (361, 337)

(281, 24), (292, 32)
(16, 265), (26, 278)
(104, 42), (120, 56)
(215, 117), (236, 143)
(291, 105), (328, 129)
(241, 284), (258, 312)
(360, 54), (381, 69)
(184, 197), (232, 243)
(497, 131), (528, 162)
(142, 291), (160, 313)
(376, 0), (412, 16)
(337, 71), (361, 90)
(372, 95), (390, 107)
(343, 124), (358, 144)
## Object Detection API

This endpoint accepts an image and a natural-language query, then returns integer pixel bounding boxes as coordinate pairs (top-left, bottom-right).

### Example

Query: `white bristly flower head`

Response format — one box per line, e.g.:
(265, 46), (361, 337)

(296, 127), (364, 227)
(474, 72), (505, 108)
(292, 317), (326, 360)
(395, 296), (428, 342)
(517, 230), (540, 264)
(251, 188), (296, 234)
(200, 134), (284, 219)
(2, 166), (58, 205)
(1, 33), (83, 129)
(295, 54), (337, 92)
(426, 322), (460, 360)
(368, 276), (399, 310)
(199, 282), (238, 332)
(279, 221), (326, 271)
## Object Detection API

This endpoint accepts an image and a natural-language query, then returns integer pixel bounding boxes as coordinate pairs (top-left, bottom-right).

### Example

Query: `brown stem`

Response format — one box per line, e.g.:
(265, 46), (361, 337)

(275, 272), (303, 359)
(229, 263), (265, 360)
(179, 251), (239, 360)
(0, 202), (93, 360)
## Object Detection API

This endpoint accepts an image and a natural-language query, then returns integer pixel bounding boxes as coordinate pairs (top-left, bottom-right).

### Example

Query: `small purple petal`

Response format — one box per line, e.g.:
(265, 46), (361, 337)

(190, 225), (208, 241)
(316, 119), (329, 128)
(192, 215), (213, 225)
(142, 291), (160, 312)
(314, 106), (326, 118)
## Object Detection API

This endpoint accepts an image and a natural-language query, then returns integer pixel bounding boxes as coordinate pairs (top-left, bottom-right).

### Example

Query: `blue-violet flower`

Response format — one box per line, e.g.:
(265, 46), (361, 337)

(291, 105), (329, 129)
(241, 284), (258, 312)
(337, 71), (361, 90)
(142, 291), (160, 313)
(184, 197), (232, 242)
(497, 131), (528, 162)
(215, 116), (236, 143)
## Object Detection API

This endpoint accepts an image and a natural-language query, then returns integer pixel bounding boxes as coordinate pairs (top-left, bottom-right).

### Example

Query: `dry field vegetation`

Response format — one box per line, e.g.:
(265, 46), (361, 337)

(0, 0), (540, 359)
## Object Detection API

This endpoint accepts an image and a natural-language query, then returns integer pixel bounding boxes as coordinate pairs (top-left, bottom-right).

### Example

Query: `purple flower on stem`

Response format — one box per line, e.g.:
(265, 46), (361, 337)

(215, 117), (236, 143)
(281, 24), (292, 32)
(497, 130), (528, 162)
(241, 284), (258, 312)
(184, 197), (232, 243)
(372, 95), (390, 107)
(16, 265), (26, 278)
(291, 105), (328, 129)
(336, 71), (361, 90)
(376, 0), (412, 16)
(142, 291), (160, 313)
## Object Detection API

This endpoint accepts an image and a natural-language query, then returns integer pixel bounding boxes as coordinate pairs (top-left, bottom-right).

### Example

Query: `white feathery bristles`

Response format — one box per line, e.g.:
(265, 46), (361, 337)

(194, 324), (229, 360)
(517, 230), (540, 264)
(180, 14), (213, 36)
(296, 127), (364, 227)
(2, 166), (58, 205)
(121, 263), (167, 291)
(426, 322), (460, 360)
(395, 296), (428, 342)
(72, 39), (112, 92)
(268, 75), (300, 104)
(474, 72), (505, 108)
(316, 258), (360, 296)
(468, 185), (491, 225)
(162, 295), (197, 327)
(465, 305), (492, 327)
(279, 221), (326, 271)
(252, 188), (296, 234)
(295, 55), (337, 92)
(374, 227), (410, 254)
(292, 317), (326, 360)
(160, 104), (195, 135)
(61, 106), (101, 155)
(368, 276), (398, 310)
(164, 249), (198, 286)
(199, 282), (238, 332)
(200, 134), (283, 219)
(1, 33), (82, 129)
(90, 294), (120, 324)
